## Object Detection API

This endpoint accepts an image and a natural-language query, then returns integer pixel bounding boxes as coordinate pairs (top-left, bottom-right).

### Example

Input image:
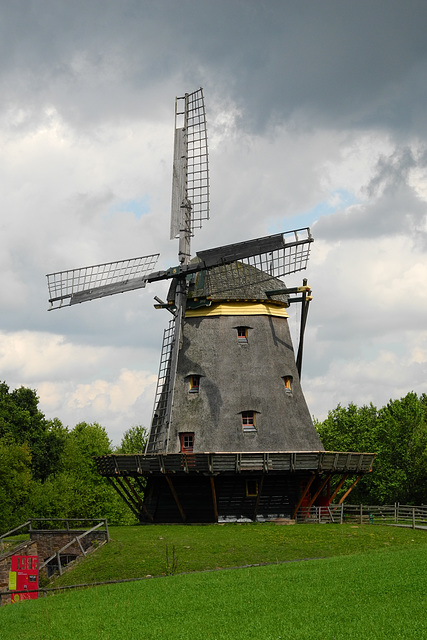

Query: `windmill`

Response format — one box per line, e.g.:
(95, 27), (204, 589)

(47, 89), (375, 523)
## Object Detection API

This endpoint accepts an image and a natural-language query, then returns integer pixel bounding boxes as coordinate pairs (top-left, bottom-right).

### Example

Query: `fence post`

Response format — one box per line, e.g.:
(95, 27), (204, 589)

(76, 536), (87, 556)
(104, 519), (110, 543)
(340, 503), (344, 524)
(412, 507), (416, 529)
(360, 503), (363, 525)
(394, 502), (397, 523)
(57, 551), (63, 576)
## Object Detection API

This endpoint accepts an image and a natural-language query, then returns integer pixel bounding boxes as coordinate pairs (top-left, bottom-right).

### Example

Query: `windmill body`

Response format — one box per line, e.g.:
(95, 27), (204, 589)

(149, 265), (323, 456)
(47, 89), (375, 523)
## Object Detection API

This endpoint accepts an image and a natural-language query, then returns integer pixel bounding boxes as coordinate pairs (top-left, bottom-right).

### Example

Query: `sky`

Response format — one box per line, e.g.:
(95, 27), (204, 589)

(1, 0), (427, 445)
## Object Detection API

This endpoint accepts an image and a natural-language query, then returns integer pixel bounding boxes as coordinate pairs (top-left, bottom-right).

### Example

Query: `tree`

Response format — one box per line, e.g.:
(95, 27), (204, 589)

(0, 384), (138, 527)
(56, 421), (115, 518)
(0, 439), (33, 533)
(316, 402), (378, 453)
(0, 382), (33, 443)
(116, 425), (147, 454)
(42, 421), (137, 524)
(373, 392), (427, 503)
(316, 392), (427, 504)
(0, 383), (66, 481)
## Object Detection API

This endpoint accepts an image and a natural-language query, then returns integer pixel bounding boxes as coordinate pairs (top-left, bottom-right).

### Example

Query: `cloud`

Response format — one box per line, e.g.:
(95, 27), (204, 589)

(314, 143), (427, 243)
(0, 329), (158, 443)
(305, 333), (427, 422)
(37, 368), (157, 445)
(302, 227), (427, 419)
(1, 2), (427, 136)
(1, 1), (427, 444)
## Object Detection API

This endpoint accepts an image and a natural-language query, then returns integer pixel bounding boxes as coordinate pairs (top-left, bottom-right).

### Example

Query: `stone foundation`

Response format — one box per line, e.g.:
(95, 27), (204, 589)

(30, 529), (106, 561)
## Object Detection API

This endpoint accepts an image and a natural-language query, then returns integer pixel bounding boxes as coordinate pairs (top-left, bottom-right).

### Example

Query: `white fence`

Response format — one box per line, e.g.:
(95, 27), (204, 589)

(296, 503), (427, 527)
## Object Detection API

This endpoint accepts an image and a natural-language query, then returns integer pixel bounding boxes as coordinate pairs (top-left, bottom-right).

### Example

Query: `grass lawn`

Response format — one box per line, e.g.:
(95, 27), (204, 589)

(1, 542), (427, 639)
(50, 522), (427, 586)
(0, 534), (30, 555)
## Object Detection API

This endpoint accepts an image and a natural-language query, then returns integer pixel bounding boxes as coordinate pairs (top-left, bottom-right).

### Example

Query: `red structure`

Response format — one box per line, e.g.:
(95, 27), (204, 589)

(9, 555), (39, 603)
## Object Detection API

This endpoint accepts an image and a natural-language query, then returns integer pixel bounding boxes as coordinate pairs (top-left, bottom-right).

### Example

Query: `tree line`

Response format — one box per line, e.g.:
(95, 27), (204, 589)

(0, 382), (146, 534)
(316, 391), (427, 505)
(1, 382), (426, 534)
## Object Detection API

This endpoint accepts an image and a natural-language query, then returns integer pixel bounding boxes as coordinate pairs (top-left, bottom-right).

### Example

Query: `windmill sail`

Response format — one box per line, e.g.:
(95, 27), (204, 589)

(170, 88), (209, 246)
(195, 228), (313, 296)
(46, 228), (312, 310)
(47, 254), (159, 309)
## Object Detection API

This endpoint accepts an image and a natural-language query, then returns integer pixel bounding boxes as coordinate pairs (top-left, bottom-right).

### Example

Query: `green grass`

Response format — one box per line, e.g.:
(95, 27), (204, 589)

(0, 534), (29, 555)
(1, 543), (427, 639)
(51, 522), (427, 586)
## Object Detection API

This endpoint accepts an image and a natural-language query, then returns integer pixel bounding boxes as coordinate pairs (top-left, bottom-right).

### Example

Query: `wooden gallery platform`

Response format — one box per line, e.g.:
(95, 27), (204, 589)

(95, 451), (375, 524)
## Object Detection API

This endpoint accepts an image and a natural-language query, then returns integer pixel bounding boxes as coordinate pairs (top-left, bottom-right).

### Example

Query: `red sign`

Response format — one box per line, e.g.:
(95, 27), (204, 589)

(9, 555), (39, 603)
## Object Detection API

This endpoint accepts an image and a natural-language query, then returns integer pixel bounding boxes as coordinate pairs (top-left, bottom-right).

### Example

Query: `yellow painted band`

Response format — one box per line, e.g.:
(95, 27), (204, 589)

(185, 302), (289, 318)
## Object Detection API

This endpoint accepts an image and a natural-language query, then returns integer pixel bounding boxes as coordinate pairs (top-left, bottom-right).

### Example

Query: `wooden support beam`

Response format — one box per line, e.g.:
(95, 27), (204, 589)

(76, 536), (86, 556)
(292, 474), (316, 519)
(305, 474), (332, 512)
(253, 476), (264, 522)
(122, 477), (144, 505)
(56, 551), (62, 576)
(338, 475), (362, 504)
(115, 477), (140, 512)
(210, 477), (218, 522)
(110, 476), (154, 523)
(106, 476), (139, 518)
(140, 502), (155, 522)
(329, 474), (349, 503)
(165, 475), (186, 522)
(296, 281), (311, 380)
(122, 477), (154, 522)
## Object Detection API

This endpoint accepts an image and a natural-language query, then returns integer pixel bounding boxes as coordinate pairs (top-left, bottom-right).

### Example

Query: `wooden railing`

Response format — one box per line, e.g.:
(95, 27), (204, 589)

(0, 518), (109, 557)
(296, 503), (427, 526)
(38, 520), (110, 576)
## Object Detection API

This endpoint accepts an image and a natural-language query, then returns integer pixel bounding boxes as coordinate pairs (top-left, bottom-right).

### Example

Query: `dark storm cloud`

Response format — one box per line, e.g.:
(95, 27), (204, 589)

(366, 147), (420, 197)
(2, 1), (427, 134)
(315, 146), (427, 241)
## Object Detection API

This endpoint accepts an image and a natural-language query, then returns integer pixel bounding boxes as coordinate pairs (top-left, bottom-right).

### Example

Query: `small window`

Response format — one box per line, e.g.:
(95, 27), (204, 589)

(180, 432), (194, 452)
(189, 375), (200, 393)
(246, 479), (258, 497)
(237, 327), (248, 343)
(242, 411), (257, 432)
(283, 376), (293, 393)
